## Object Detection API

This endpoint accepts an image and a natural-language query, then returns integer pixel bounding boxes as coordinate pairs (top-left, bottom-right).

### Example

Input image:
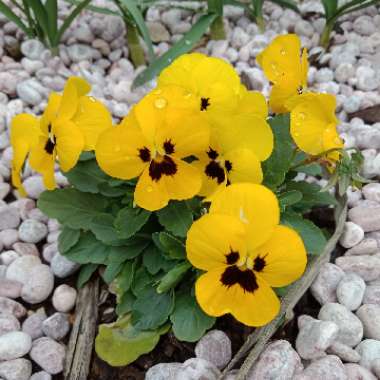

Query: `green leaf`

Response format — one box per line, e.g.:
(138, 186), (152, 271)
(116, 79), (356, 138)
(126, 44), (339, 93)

(157, 262), (191, 293)
(102, 261), (124, 284)
(294, 163), (323, 176)
(77, 263), (98, 288)
(0, 1), (32, 36)
(55, 0), (91, 46)
(143, 244), (173, 275)
(114, 207), (151, 239)
(132, 288), (174, 330)
(64, 231), (145, 265)
(90, 214), (122, 245)
(45, 0), (58, 40)
(38, 188), (108, 229)
(170, 293), (215, 342)
(26, 0), (50, 42)
(132, 267), (153, 297)
(262, 114), (294, 189)
(95, 316), (169, 366)
(118, 0), (155, 61)
(321, 0), (338, 19)
(269, 0), (299, 13)
(278, 190), (303, 211)
(116, 291), (136, 316)
(98, 182), (128, 197)
(133, 13), (217, 87)
(65, 159), (108, 194)
(58, 226), (80, 254)
(159, 232), (186, 259)
(207, 0), (223, 15)
(116, 260), (137, 292)
(281, 211), (327, 255)
(157, 201), (193, 238)
(286, 181), (337, 211)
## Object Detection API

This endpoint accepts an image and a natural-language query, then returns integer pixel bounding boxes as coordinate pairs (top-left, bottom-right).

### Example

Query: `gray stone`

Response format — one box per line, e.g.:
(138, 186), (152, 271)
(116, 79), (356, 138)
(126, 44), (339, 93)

(42, 313), (70, 341)
(195, 330), (231, 369)
(42, 243), (58, 263)
(335, 256), (380, 281)
(294, 355), (347, 380)
(356, 304), (380, 340)
(356, 339), (380, 370)
(327, 342), (361, 363)
(147, 21), (170, 42)
(0, 297), (26, 318)
(0, 229), (19, 248)
(12, 242), (39, 257)
(30, 371), (52, 380)
(18, 219), (48, 243)
(345, 239), (378, 256)
(248, 340), (303, 380)
(353, 16), (376, 36)
(21, 264), (54, 304)
(0, 358), (32, 380)
(0, 331), (32, 360)
(296, 317), (339, 359)
(52, 284), (77, 313)
(318, 303), (363, 347)
(363, 286), (380, 305)
(336, 273), (366, 311)
(22, 310), (46, 340)
(363, 183), (380, 203)
(5, 255), (41, 284)
(339, 222), (364, 249)
(311, 263), (345, 305)
(0, 279), (22, 299)
(175, 358), (221, 380)
(20, 40), (44, 60)
(22, 176), (45, 199)
(349, 204), (380, 232)
(0, 250), (19, 265)
(0, 313), (20, 336)
(67, 44), (95, 62)
(50, 252), (80, 278)
(0, 206), (20, 231)
(344, 364), (376, 380)
(372, 358), (380, 378)
(16, 81), (43, 106)
(145, 363), (181, 380)
(0, 183), (10, 199)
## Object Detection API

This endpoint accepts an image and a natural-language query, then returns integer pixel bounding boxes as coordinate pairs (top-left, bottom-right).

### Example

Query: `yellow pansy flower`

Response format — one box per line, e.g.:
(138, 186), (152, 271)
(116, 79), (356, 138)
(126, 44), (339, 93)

(257, 34), (308, 114)
(286, 92), (343, 165)
(95, 86), (210, 211)
(186, 183), (307, 327)
(11, 77), (112, 194)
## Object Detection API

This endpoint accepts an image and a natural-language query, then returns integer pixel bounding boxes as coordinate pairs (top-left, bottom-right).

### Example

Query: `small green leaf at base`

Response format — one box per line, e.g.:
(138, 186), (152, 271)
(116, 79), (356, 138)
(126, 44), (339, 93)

(157, 201), (193, 237)
(77, 263), (98, 288)
(170, 293), (215, 342)
(114, 207), (151, 239)
(95, 316), (169, 366)
(58, 226), (80, 254)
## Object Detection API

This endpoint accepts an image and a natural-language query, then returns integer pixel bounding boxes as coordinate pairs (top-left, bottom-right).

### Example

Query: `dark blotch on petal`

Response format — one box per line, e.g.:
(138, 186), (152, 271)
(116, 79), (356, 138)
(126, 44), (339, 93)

(138, 147), (151, 163)
(163, 139), (175, 155)
(225, 160), (233, 172)
(226, 250), (239, 265)
(207, 148), (219, 160)
(205, 160), (225, 184)
(200, 97), (210, 111)
(220, 265), (258, 293)
(44, 137), (55, 155)
(149, 155), (177, 181)
(253, 256), (266, 272)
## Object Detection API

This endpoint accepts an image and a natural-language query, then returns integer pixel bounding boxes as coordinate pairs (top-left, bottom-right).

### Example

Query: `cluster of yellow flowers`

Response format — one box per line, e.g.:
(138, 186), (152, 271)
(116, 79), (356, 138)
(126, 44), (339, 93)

(11, 34), (343, 326)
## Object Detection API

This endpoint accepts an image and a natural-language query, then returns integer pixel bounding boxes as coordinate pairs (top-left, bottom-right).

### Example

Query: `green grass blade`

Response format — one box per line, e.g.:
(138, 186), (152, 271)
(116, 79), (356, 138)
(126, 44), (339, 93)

(25, 0), (50, 41)
(0, 1), (32, 36)
(46, 0), (58, 40)
(55, 0), (91, 47)
(207, 0), (223, 15)
(118, 0), (155, 62)
(269, 0), (300, 13)
(320, 0), (338, 19)
(336, 0), (380, 18)
(64, 0), (120, 16)
(133, 12), (217, 88)
(251, 0), (264, 19)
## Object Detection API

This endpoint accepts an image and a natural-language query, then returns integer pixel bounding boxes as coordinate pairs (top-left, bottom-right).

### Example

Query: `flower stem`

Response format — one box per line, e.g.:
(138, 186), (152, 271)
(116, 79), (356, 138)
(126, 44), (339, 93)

(209, 15), (225, 40)
(256, 14), (265, 32)
(320, 22), (334, 49)
(126, 22), (145, 68)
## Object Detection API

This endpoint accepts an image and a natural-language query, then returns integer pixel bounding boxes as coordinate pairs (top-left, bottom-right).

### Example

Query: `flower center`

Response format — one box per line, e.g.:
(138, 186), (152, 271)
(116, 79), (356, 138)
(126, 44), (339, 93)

(200, 97), (210, 111)
(148, 155), (177, 181)
(205, 160), (225, 184)
(220, 265), (259, 293)
(44, 124), (56, 155)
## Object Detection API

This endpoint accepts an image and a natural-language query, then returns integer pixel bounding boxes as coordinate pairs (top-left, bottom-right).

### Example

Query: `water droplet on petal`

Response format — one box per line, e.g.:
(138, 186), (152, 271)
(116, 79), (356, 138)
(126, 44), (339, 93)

(298, 112), (306, 120)
(325, 127), (331, 133)
(154, 98), (167, 109)
(294, 132), (300, 137)
(280, 49), (286, 55)
(147, 186), (153, 193)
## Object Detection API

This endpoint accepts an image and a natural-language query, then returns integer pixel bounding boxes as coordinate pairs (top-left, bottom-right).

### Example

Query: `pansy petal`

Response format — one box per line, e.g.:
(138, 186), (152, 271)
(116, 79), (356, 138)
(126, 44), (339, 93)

(95, 122), (149, 180)
(53, 120), (84, 172)
(29, 138), (56, 190)
(40, 93), (61, 134)
(301, 48), (309, 89)
(59, 77), (89, 120)
(192, 159), (226, 197)
(186, 213), (247, 271)
(215, 113), (273, 161)
(252, 225), (307, 287)
(164, 158), (202, 201)
(74, 97), (113, 150)
(257, 34), (301, 83)
(134, 166), (169, 211)
(224, 148), (263, 185)
(269, 77), (299, 114)
(10, 114), (41, 193)
(195, 267), (280, 326)
(238, 89), (268, 118)
(210, 183), (280, 250)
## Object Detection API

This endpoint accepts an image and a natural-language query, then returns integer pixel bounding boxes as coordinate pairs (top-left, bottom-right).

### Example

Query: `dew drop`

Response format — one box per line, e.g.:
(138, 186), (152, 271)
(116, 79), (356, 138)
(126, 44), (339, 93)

(147, 186), (153, 193)
(298, 112), (306, 120)
(154, 97), (167, 109)
(280, 49), (286, 55)
(294, 132), (300, 137)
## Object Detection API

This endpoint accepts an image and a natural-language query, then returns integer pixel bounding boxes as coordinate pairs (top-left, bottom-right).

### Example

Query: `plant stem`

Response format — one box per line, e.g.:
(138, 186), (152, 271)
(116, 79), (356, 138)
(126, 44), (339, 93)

(126, 21), (145, 68)
(256, 14), (265, 32)
(320, 22), (333, 49)
(50, 46), (59, 56)
(209, 15), (225, 40)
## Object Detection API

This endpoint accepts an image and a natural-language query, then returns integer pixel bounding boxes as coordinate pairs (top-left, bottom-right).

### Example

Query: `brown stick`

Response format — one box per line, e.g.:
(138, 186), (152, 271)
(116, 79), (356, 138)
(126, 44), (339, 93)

(222, 195), (348, 379)
(64, 278), (99, 380)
